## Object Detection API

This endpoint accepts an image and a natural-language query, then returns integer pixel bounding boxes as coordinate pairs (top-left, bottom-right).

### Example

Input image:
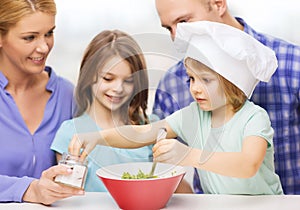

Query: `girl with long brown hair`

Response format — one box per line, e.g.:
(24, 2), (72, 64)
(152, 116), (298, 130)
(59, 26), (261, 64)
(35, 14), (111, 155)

(51, 30), (155, 191)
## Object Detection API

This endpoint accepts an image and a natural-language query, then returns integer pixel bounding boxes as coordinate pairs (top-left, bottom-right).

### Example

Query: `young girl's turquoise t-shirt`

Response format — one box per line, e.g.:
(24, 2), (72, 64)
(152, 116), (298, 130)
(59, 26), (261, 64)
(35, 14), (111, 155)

(166, 100), (283, 195)
(51, 114), (154, 192)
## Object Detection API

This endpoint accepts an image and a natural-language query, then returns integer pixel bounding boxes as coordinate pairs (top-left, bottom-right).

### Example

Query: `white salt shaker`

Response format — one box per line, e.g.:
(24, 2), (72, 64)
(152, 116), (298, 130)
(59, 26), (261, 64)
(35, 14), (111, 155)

(55, 153), (88, 189)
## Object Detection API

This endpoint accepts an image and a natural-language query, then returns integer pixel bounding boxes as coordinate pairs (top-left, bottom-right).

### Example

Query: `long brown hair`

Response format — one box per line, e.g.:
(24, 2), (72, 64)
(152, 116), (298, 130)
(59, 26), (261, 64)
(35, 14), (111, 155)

(75, 30), (149, 125)
(0, 0), (56, 36)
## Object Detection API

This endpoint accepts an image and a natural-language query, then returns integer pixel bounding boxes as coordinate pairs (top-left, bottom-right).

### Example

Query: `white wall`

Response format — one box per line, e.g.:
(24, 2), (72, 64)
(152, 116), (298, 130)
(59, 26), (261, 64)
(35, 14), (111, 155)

(49, 0), (300, 85)
(228, 0), (300, 45)
(49, 0), (300, 114)
(48, 0), (170, 83)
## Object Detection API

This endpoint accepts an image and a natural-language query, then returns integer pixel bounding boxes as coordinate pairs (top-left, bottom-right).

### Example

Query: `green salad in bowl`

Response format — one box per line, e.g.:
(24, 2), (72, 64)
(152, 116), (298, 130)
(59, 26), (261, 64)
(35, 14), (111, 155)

(121, 169), (158, 179)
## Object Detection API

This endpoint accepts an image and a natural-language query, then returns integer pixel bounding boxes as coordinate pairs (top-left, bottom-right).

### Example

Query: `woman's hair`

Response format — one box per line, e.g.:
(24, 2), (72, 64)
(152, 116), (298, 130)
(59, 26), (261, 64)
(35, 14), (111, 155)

(0, 0), (56, 36)
(185, 57), (247, 112)
(75, 30), (149, 125)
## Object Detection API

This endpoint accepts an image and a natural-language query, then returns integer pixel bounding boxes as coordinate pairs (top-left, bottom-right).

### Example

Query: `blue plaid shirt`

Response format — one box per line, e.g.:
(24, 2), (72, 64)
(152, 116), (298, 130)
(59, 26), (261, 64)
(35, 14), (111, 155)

(152, 18), (300, 195)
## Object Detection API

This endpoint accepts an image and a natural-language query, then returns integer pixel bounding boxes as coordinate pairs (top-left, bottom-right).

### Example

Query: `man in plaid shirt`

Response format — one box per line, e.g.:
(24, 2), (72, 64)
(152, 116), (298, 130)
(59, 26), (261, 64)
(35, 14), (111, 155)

(153, 0), (300, 194)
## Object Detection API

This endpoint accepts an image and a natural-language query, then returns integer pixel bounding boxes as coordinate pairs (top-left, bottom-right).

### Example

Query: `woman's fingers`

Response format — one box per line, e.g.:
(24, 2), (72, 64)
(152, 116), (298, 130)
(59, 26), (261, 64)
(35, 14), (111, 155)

(42, 165), (71, 179)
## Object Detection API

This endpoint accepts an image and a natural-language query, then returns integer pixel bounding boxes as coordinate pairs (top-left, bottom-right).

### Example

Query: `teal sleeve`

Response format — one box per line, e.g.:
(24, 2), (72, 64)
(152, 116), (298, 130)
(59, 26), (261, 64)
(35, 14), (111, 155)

(148, 113), (160, 122)
(51, 120), (75, 154)
(165, 102), (208, 147)
(165, 109), (183, 137)
(243, 108), (274, 147)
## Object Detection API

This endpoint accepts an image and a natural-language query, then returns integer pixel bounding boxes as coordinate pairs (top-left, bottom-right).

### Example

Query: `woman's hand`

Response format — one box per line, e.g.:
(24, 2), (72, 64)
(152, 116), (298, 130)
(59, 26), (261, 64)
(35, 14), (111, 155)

(22, 165), (84, 205)
(153, 139), (193, 166)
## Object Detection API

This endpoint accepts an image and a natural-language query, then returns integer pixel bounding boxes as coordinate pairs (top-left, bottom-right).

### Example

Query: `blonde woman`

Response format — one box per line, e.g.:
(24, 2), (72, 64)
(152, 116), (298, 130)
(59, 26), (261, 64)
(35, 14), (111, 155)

(0, 0), (81, 204)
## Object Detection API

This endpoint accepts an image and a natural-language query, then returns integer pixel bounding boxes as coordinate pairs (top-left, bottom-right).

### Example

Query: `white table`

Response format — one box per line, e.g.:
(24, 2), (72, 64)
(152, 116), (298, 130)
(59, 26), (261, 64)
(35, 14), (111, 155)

(0, 192), (299, 210)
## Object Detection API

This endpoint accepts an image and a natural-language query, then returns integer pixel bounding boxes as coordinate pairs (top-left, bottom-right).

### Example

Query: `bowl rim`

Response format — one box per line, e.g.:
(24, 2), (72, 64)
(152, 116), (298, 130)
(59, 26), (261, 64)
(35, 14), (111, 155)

(96, 162), (186, 181)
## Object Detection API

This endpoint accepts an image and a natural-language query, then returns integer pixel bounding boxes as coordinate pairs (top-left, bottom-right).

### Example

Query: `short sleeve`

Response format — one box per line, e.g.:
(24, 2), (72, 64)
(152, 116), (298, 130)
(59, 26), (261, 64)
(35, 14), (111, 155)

(243, 108), (274, 147)
(165, 102), (210, 147)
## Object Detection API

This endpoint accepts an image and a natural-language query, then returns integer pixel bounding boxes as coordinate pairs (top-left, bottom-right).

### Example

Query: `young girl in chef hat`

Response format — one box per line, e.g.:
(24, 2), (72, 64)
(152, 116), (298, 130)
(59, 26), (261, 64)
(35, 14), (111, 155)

(68, 21), (283, 195)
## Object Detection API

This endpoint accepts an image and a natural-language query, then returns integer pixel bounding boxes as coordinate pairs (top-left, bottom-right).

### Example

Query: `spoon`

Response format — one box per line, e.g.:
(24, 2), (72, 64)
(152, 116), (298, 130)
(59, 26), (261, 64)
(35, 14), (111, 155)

(149, 127), (167, 178)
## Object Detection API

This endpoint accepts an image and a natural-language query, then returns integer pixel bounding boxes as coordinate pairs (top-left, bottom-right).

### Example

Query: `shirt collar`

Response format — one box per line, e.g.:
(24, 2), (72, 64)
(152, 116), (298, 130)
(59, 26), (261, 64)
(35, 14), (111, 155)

(0, 66), (57, 91)
(0, 71), (8, 89)
(235, 17), (259, 39)
(45, 66), (57, 92)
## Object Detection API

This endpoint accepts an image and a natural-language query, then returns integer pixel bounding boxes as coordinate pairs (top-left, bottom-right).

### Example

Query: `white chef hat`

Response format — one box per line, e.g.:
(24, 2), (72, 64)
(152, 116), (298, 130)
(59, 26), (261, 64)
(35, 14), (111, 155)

(174, 21), (278, 98)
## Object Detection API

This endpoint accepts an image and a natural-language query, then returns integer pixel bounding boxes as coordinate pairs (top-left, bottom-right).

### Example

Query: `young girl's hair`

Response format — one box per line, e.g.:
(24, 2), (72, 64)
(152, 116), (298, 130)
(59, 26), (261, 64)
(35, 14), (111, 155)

(75, 30), (149, 125)
(185, 57), (247, 112)
(0, 0), (56, 36)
